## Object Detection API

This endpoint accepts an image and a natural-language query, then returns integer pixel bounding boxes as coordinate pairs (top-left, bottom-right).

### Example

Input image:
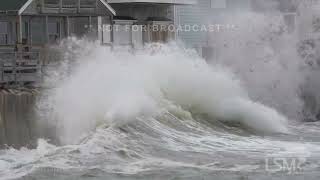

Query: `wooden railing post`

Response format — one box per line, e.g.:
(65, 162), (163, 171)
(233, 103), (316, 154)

(95, 0), (98, 13)
(14, 52), (17, 83)
(78, 0), (81, 13)
(59, 0), (62, 12)
(66, 16), (70, 37)
(0, 60), (3, 83)
(45, 16), (48, 43)
(17, 16), (23, 44)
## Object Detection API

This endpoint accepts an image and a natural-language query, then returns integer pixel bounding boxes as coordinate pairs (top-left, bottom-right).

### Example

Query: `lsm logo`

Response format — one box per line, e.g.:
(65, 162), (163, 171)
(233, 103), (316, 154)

(264, 157), (307, 174)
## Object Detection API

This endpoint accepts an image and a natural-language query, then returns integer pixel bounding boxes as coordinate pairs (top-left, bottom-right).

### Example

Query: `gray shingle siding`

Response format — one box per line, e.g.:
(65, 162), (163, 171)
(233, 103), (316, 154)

(175, 0), (252, 48)
(175, 0), (211, 47)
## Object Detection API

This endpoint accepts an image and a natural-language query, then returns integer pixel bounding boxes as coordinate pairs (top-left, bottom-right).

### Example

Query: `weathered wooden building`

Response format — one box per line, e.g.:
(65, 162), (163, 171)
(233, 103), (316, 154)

(174, 0), (252, 57)
(0, 0), (196, 148)
(0, 0), (115, 85)
(174, 0), (300, 59)
(0, 0), (197, 86)
(107, 0), (196, 47)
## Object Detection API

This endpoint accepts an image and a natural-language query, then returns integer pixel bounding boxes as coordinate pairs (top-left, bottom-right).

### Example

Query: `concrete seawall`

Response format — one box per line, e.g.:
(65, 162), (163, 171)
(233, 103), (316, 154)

(0, 89), (38, 148)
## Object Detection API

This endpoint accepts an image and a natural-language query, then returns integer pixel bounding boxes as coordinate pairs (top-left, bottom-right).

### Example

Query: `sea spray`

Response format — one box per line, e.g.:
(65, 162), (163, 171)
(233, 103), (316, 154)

(2, 2), (320, 179)
(208, 11), (306, 120)
(38, 39), (289, 144)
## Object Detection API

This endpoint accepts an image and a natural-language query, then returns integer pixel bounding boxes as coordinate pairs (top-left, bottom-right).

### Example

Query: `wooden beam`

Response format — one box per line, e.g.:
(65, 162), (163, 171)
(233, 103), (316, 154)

(17, 15), (23, 44)
(59, 0), (62, 13)
(28, 19), (31, 45)
(78, 0), (81, 13)
(66, 16), (70, 37)
(45, 16), (48, 43)
(59, 17), (62, 40)
(95, 0), (98, 13)
(110, 16), (113, 43)
(89, 16), (92, 31)
(98, 16), (102, 44)
(41, 0), (44, 13)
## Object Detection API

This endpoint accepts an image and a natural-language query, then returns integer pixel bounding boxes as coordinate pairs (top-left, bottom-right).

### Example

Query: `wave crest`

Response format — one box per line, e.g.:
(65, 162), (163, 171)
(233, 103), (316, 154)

(38, 40), (289, 144)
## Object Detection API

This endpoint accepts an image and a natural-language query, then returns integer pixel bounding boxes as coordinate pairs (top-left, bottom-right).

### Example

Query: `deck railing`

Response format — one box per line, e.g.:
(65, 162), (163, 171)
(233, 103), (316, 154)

(0, 52), (41, 85)
(0, 34), (8, 45)
(43, 0), (97, 12)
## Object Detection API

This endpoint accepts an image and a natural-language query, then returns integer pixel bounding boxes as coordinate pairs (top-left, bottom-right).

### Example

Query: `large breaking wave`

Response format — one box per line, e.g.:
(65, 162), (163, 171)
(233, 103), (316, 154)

(38, 39), (289, 145)
(2, 2), (320, 179)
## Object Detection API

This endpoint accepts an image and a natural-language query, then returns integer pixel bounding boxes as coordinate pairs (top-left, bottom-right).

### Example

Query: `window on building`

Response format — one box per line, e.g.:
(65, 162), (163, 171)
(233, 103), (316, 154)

(22, 21), (29, 43)
(211, 0), (226, 9)
(44, 0), (59, 6)
(113, 19), (136, 45)
(31, 18), (46, 44)
(0, 22), (8, 44)
(113, 24), (131, 45)
(69, 17), (90, 37)
(48, 22), (60, 43)
(102, 24), (112, 44)
(63, 0), (77, 8)
(226, 0), (251, 10)
(80, 0), (96, 8)
(99, 16), (112, 44)
(132, 25), (143, 48)
(144, 18), (173, 43)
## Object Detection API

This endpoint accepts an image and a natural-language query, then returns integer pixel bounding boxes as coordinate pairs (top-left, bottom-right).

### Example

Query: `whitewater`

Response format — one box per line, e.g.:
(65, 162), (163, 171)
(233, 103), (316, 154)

(2, 8), (320, 179)
(45, 39), (290, 144)
(0, 39), (319, 180)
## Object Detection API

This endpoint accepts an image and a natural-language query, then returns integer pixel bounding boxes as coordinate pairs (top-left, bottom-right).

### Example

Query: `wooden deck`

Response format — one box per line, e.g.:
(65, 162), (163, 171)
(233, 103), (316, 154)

(0, 50), (42, 86)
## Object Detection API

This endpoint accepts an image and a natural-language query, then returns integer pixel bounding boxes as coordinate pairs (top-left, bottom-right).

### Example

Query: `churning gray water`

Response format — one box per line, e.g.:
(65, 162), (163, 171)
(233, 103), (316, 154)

(2, 7), (320, 180)
(0, 40), (318, 180)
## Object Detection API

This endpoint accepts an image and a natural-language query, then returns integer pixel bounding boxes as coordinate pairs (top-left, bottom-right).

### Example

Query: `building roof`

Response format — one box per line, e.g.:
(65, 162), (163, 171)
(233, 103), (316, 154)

(0, 0), (28, 11)
(100, 0), (116, 15)
(0, 0), (116, 15)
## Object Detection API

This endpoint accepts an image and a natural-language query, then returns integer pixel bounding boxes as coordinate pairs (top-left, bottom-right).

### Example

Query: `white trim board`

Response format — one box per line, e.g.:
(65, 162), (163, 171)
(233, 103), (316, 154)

(18, 0), (116, 16)
(18, 0), (34, 15)
(100, 0), (116, 15)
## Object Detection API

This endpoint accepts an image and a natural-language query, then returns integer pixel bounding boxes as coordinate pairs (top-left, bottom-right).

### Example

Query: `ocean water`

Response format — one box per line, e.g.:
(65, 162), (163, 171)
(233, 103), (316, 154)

(0, 40), (319, 180)
(1, 4), (320, 180)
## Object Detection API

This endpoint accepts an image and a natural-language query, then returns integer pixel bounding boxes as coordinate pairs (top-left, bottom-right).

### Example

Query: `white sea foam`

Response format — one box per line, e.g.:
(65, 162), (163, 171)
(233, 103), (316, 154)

(39, 40), (289, 144)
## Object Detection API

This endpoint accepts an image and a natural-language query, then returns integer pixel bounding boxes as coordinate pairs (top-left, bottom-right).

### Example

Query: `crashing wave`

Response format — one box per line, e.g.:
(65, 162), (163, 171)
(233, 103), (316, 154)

(37, 40), (289, 144)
